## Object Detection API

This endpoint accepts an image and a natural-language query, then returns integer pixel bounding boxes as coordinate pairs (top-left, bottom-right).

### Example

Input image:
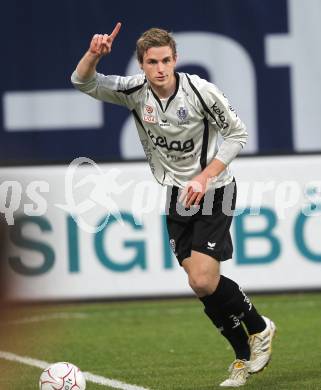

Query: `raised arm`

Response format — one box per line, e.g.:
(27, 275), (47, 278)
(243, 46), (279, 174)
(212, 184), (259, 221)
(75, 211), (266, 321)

(75, 22), (122, 81)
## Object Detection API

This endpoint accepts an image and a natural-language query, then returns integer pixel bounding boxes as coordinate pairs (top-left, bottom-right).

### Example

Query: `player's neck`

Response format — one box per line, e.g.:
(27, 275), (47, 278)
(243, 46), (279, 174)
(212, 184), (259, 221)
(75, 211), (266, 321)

(151, 74), (177, 99)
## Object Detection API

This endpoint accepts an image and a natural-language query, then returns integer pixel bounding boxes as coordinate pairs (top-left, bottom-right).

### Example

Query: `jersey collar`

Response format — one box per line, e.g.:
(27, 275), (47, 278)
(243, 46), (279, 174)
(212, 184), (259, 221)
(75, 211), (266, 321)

(149, 72), (180, 113)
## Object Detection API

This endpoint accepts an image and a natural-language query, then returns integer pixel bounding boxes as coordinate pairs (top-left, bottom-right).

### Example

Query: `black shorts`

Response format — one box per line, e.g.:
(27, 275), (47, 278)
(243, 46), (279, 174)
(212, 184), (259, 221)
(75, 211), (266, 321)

(165, 178), (237, 265)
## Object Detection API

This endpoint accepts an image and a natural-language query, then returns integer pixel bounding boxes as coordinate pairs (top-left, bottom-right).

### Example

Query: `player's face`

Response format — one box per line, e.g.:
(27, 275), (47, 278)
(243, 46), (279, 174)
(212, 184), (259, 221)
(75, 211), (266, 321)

(140, 46), (177, 95)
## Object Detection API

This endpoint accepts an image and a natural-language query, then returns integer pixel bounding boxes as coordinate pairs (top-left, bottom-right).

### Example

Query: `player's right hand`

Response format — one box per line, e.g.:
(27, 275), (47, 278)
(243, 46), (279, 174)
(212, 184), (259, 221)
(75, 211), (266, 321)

(88, 22), (122, 57)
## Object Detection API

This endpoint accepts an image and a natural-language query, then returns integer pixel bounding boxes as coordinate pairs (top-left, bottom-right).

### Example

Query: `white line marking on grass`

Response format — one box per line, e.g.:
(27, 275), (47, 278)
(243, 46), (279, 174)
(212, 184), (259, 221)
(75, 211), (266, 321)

(0, 312), (88, 326)
(83, 371), (151, 390)
(0, 351), (151, 390)
(0, 351), (49, 370)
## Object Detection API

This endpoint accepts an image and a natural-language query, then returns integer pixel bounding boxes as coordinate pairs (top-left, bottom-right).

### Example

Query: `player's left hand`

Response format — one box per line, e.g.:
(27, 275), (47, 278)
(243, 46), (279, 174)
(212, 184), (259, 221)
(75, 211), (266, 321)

(89, 22), (122, 57)
(179, 172), (211, 207)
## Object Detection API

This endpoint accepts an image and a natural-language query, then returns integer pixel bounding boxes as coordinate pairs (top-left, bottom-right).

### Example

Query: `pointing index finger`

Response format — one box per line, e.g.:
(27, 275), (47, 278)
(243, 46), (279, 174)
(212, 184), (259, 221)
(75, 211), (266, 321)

(110, 22), (122, 40)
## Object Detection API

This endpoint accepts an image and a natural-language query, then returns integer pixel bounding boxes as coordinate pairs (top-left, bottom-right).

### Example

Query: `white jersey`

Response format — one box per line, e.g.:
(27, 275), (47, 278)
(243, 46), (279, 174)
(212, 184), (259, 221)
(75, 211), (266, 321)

(71, 71), (247, 189)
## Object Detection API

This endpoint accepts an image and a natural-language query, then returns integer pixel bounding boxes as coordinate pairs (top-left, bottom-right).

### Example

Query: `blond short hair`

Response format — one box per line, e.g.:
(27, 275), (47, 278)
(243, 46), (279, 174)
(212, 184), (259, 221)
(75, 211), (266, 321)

(136, 28), (177, 63)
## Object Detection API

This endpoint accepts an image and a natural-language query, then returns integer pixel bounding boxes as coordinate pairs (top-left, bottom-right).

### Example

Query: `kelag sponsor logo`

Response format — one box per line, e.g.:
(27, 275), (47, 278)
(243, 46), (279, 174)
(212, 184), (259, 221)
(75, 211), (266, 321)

(211, 101), (229, 129)
(147, 129), (194, 153)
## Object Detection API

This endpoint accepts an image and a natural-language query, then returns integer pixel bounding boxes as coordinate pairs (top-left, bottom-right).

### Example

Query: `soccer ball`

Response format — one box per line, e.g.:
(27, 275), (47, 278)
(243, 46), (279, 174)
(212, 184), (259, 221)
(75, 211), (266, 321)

(39, 362), (86, 389)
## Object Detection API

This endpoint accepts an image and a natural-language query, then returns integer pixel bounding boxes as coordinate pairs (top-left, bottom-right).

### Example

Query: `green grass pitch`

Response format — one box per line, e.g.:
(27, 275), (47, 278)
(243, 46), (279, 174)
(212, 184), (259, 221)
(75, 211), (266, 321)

(0, 293), (320, 389)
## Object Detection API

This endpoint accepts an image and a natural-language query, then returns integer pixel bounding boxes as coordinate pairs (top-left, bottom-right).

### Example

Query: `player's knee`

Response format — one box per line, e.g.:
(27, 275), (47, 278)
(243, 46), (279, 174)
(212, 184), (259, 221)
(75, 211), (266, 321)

(189, 274), (217, 296)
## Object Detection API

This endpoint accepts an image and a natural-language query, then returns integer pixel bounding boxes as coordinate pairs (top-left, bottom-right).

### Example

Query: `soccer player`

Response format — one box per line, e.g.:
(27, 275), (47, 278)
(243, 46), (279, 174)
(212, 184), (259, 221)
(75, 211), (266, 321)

(71, 23), (276, 387)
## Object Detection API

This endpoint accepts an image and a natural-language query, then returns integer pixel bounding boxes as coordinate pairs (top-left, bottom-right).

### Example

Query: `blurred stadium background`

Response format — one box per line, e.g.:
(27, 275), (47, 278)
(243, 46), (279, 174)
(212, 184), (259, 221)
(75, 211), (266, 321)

(0, 0), (320, 389)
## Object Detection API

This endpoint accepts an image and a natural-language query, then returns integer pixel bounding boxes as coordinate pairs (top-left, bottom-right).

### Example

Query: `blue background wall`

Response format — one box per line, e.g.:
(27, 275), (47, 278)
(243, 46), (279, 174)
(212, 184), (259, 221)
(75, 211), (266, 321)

(1, 0), (320, 164)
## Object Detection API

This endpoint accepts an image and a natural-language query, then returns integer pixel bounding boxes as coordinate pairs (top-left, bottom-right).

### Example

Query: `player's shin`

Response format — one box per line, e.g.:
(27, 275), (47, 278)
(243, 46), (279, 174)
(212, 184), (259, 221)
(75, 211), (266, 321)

(201, 299), (250, 361)
(201, 275), (266, 336)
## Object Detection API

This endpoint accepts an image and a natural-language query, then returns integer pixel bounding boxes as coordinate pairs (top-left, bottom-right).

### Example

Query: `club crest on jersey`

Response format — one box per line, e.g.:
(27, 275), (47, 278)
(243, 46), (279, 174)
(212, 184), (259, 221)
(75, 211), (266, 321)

(177, 106), (188, 121)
